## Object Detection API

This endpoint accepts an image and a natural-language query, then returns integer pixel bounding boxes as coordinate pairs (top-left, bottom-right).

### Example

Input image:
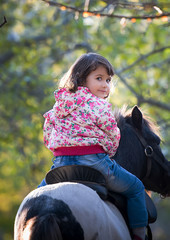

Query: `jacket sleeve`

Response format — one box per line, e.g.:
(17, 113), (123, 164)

(43, 109), (54, 151)
(96, 105), (120, 157)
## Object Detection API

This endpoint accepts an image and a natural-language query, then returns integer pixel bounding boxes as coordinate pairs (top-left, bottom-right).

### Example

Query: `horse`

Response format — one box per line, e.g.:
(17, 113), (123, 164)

(14, 106), (170, 240)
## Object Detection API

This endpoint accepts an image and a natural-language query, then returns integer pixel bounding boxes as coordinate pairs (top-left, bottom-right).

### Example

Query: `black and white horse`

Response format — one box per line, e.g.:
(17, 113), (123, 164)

(14, 106), (170, 240)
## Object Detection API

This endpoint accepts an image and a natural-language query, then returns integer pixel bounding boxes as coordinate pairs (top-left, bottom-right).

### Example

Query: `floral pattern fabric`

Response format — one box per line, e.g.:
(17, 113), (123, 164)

(43, 87), (120, 157)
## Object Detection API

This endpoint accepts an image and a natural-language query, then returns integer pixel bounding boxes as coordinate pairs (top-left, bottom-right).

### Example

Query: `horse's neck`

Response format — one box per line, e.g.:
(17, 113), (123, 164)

(114, 129), (145, 179)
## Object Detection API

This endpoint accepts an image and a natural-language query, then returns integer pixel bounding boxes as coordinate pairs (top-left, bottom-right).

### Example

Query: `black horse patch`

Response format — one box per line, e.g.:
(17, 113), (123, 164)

(17, 195), (84, 240)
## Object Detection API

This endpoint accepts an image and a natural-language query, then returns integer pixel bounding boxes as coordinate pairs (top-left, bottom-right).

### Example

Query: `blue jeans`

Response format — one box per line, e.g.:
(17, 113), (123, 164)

(38, 153), (148, 228)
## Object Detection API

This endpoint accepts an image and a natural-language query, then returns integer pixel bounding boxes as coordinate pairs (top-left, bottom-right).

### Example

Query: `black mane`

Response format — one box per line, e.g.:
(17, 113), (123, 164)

(114, 106), (160, 139)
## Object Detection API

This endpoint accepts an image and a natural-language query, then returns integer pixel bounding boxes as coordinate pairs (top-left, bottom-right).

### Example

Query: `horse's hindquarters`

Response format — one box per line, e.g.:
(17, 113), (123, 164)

(15, 182), (131, 240)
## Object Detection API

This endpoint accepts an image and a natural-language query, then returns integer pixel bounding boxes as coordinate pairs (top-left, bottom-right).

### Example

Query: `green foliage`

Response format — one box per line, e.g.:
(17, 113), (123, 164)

(0, 1), (169, 239)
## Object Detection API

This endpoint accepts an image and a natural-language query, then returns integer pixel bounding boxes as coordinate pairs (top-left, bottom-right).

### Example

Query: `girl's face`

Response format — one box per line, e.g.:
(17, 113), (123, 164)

(85, 65), (112, 99)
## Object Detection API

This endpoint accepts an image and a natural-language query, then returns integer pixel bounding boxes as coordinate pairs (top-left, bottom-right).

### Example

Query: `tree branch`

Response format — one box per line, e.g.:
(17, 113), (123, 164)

(115, 70), (141, 98)
(140, 97), (170, 111)
(103, 1), (170, 10)
(117, 46), (170, 74)
(115, 70), (170, 111)
(0, 16), (7, 28)
(141, 58), (170, 70)
(42, 0), (170, 20)
(0, 39), (93, 65)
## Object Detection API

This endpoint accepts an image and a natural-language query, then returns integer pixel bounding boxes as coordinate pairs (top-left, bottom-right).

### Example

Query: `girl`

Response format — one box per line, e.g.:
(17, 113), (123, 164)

(39, 53), (148, 240)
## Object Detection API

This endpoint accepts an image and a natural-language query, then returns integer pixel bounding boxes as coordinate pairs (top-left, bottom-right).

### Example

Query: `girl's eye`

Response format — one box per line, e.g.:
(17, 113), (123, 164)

(97, 77), (102, 81)
(106, 79), (111, 83)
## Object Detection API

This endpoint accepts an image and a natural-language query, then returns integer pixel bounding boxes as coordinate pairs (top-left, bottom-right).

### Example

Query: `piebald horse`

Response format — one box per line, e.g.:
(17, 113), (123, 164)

(14, 106), (170, 240)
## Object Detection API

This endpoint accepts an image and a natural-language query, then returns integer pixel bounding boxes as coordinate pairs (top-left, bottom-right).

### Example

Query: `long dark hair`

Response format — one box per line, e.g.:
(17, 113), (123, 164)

(59, 52), (114, 92)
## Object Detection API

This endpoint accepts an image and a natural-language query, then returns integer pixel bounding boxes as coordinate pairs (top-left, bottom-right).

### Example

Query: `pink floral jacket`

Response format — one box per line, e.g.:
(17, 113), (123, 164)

(43, 87), (120, 157)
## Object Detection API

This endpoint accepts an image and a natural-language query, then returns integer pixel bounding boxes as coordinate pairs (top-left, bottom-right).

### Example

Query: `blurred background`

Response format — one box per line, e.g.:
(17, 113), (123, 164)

(0, 0), (170, 239)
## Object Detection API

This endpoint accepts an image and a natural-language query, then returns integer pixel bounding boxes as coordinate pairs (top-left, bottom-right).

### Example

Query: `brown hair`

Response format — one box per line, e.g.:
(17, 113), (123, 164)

(59, 52), (114, 92)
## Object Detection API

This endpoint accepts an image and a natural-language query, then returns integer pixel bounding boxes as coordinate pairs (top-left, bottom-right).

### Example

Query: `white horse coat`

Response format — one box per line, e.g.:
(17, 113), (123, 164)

(14, 182), (131, 240)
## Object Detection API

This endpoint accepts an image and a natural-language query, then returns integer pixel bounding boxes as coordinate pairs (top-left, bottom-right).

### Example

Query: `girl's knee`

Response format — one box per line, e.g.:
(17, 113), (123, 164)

(136, 178), (145, 191)
(127, 177), (145, 196)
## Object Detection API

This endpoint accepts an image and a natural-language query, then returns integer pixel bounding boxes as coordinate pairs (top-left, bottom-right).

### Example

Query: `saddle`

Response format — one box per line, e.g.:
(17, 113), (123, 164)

(45, 165), (157, 238)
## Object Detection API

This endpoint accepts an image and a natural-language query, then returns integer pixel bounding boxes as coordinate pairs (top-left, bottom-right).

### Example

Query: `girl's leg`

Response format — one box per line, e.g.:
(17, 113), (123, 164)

(37, 178), (47, 188)
(80, 154), (147, 240)
(76, 154), (148, 233)
(106, 159), (148, 229)
(51, 153), (147, 227)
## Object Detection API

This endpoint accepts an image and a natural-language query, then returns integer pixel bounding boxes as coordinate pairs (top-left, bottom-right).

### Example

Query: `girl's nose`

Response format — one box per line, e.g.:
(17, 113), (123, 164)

(102, 81), (107, 88)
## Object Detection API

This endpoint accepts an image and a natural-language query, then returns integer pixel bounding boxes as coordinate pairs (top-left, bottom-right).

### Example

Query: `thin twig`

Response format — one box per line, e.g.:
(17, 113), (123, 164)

(42, 0), (170, 19)
(117, 46), (170, 74)
(114, 70), (170, 111)
(0, 16), (7, 28)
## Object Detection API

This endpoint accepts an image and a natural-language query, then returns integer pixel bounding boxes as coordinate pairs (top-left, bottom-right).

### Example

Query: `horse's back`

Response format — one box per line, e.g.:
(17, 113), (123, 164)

(14, 182), (131, 240)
